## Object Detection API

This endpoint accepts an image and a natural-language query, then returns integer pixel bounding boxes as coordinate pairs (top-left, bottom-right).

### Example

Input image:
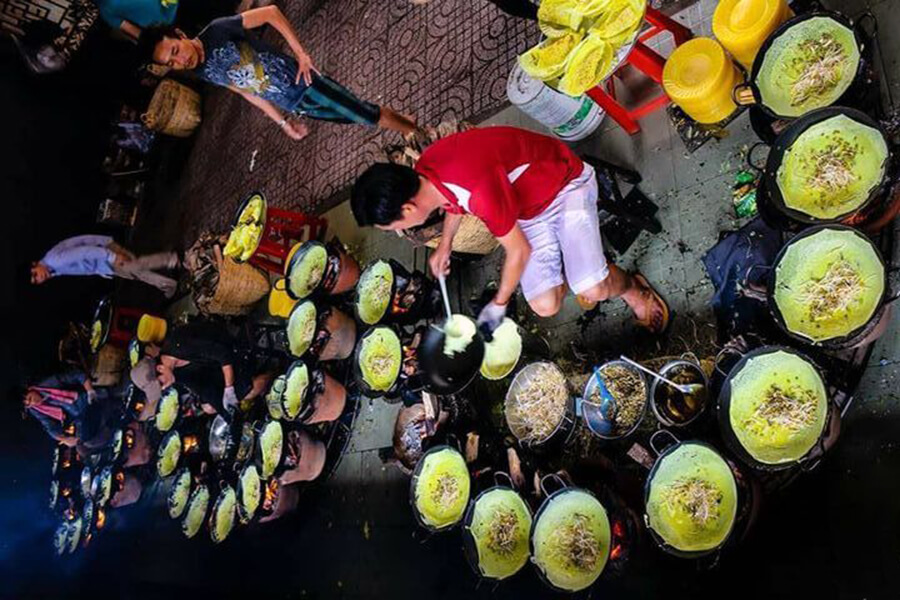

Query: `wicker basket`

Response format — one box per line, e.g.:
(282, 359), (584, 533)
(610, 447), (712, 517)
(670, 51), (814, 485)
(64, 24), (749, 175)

(141, 79), (202, 138)
(198, 258), (270, 316)
(91, 344), (127, 387)
(423, 215), (498, 255)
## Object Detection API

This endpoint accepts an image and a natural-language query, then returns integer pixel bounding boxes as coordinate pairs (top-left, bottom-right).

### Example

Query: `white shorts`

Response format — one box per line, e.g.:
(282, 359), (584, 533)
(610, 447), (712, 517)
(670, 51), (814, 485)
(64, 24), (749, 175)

(519, 163), (608, 301)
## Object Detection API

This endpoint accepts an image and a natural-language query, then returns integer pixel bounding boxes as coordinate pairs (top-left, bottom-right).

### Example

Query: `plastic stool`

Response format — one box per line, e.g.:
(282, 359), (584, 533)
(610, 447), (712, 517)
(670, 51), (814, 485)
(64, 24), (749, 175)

(586, 6), (693, 134)
(249, 207), (328, 274)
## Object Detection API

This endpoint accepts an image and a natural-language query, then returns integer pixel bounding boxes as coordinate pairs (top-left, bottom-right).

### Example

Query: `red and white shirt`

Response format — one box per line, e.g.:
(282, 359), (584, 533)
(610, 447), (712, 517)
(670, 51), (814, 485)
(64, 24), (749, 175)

(414, 126), (585, 237)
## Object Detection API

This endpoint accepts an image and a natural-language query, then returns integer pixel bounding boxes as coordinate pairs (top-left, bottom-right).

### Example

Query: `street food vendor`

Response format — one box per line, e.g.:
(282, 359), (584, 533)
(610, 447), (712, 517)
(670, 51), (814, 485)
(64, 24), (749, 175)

(139, 6), (419, 140)
(351, 126), (669, 334)
(22, 370), (121, 449)
(154, 320), (273, 415)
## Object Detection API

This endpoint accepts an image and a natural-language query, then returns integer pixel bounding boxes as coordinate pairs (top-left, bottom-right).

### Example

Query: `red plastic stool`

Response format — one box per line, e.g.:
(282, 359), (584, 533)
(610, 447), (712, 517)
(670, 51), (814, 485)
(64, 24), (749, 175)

(249, 207), (328, 274)
(107, 306), (146, 348)
(587, 6), (693, 134)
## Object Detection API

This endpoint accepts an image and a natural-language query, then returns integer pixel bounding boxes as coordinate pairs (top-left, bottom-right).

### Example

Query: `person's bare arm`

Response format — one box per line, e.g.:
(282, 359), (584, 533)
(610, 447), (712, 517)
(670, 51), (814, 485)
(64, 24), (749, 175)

(428, 212), (463, 278)
(494, 224), (531, 306)
(228, 86), (308, 139)
(222, 364), (235, 388)
(119, 20), (141, 41)
(240, 6), (316, 84)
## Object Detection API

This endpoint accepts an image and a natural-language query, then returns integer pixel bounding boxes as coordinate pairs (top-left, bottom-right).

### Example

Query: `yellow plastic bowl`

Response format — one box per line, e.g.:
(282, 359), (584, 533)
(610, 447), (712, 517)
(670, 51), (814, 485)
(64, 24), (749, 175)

(713, 0), (792, 69)
(268, 278), (298, 318)
(137, 314), (167, 343)
(663, 37), (743, 124)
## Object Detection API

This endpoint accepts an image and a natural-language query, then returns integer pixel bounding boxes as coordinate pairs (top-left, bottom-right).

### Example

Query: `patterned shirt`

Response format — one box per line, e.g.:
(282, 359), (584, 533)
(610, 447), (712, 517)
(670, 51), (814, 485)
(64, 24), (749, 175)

(40, 235), (116, 278)
(194, 16), (306, 112)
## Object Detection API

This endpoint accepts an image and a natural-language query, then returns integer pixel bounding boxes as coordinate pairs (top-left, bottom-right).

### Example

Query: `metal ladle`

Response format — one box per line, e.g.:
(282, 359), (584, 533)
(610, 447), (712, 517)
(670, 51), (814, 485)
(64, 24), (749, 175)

(619, 355), (706, 396)
(437, 274), (453, 322)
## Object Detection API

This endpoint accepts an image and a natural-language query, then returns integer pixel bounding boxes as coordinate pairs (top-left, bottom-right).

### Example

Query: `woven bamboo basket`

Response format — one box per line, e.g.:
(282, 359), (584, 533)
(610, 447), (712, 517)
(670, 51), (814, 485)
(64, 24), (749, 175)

(423, 214), (498, 255)
(198, 258), (270, 316)
(92, 344), (127, 387)
(142, 79), (202, 138)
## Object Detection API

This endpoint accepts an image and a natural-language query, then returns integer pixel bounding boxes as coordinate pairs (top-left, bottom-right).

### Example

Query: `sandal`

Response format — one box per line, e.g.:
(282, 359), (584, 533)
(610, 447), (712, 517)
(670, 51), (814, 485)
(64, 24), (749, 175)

(632, 273), (670, 334)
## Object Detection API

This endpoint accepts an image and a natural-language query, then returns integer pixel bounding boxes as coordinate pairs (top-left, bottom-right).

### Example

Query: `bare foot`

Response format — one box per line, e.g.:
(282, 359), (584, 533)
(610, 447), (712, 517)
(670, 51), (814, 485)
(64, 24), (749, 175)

(625, 273), (669, 334)
(507, 447), (525, 489)
(283, 120), (309, 141)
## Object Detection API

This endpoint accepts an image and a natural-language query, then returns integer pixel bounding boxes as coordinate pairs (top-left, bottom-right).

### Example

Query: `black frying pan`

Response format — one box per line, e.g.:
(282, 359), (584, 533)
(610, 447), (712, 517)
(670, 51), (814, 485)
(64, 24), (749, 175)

(418, 316), (485, 395)
(229, 191), (267, 264)
(749, 106), (894, 230)
(715, 345), (835, 472)
(733, 11), (872, 120)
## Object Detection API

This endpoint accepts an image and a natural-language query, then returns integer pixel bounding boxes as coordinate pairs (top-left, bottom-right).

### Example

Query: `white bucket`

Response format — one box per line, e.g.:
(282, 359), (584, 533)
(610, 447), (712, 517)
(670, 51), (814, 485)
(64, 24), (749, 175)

(507, 65), (605, 142)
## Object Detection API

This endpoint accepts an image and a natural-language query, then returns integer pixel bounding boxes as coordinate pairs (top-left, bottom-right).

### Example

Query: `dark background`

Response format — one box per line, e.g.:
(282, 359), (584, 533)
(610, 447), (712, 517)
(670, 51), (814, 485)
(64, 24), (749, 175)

(2, 17), (900, 600)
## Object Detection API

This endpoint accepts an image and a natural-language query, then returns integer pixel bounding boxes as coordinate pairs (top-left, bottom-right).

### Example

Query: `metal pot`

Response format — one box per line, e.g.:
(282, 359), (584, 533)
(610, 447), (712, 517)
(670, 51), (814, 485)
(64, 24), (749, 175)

(505, 361), (577, 451)
(580, 359), (648, 441)
(649, 355), (710, 428)
(715, 345), (836, 472)
(748, 106), (894, 231)
(733, 11), (874, 120)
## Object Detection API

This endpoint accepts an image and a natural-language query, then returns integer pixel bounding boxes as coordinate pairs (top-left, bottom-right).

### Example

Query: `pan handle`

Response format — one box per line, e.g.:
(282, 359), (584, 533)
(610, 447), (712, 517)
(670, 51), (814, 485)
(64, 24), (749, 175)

(649, 429), (680, 458)
(746, 142), (769, 173)
(493, 471), (514, 489)
(539, 473), (568, 498)
(854, 11), (877, 40)
(732, 82), (756, 107)
(714, 346), (745, 378)
(680, 352), (701, 366)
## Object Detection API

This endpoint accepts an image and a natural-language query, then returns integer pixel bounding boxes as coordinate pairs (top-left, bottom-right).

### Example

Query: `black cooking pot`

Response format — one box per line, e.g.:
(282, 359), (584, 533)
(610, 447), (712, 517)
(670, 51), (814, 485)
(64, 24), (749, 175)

(236, 463), (262, 525)
(417, 316), (485, 395)
(744, 224), (894, 350)
(408, 444), (470, 533)
(254, 419), (286, 479)
(733, 11), (874, 120)
(715, 345), (836, 472)
(90, 296), (113, 352)
(229, 191), (267, 264)
(460, 472), (532, 582)
(642, 431), (745, 561)
(280, 360), (325, 422)
(748, 106), (894, 231)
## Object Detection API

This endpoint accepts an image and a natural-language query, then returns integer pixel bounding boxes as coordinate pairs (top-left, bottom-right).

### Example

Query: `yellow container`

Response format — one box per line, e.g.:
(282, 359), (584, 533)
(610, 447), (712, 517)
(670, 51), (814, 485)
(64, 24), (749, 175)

(268, 278), (298, 318)
(136, 314), (167, 343)
(284, 242), (302, 277)
(713, 0), (792, 70)
(663, 37), (743, 124)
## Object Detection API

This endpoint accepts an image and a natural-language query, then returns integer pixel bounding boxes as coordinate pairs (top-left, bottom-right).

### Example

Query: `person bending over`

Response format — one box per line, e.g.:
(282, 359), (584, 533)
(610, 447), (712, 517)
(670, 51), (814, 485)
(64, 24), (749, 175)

(351, 126), (669, 334)
(139, 6), (419, 141)
(154, 320), (273, 415)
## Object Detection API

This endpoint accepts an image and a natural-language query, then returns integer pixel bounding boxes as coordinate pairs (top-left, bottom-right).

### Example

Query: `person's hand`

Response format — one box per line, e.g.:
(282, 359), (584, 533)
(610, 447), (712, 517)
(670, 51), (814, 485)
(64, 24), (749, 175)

(222, 386), (239, 414)
(294, 51), (316, 86)
(86, 390), (98, 405)
(281, 119), (309, 141)
(429, 244), (451, 279)
(156, 364), (175, 389)
(477, 300), (507, 337)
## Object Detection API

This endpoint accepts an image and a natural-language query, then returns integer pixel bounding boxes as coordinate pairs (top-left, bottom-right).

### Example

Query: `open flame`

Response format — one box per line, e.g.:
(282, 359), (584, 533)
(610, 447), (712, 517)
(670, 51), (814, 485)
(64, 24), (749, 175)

(609, 520), (627, 562)
(125, 429), (135, 449)
(183, 435), (199, 454)
(96, 509), (107, 530)
(263, 479), (280, 511)
(115, 471), (125, 489)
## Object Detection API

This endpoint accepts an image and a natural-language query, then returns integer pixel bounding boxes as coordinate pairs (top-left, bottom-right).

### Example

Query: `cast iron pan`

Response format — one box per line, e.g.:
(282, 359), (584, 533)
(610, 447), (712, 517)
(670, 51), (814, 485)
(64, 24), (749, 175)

(749, 106), (894, 229)
(408, 444), (470, 533)
(352, 325), (404, 398)
(715, 345), (835, 472)
(762, 224), (891, 350)
(733, 10), (870, 120)
(229, 191), (267, 264)
(642, 431), (739, 560)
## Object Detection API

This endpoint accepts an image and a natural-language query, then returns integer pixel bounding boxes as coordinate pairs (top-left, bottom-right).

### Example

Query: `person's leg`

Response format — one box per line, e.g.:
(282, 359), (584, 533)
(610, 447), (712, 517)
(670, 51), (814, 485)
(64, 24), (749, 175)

(113, 262), (178, 298)
(557, 164), (668, 332)
(485, 0), (538, 20)
(298, 73), (418, 135)
(519, 207), (566, 317)
(127, 251), (180, 272)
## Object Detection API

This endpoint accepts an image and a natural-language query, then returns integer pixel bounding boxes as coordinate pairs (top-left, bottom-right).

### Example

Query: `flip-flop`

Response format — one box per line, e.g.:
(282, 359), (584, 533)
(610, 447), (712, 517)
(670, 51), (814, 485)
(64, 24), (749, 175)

(632, 273), (670, 334)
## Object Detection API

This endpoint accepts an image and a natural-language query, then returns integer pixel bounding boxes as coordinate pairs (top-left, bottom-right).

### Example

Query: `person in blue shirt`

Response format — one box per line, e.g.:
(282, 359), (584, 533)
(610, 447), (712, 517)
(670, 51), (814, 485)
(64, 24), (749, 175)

(139, 6), (419, 141)
(30, 234), (180, 298)
(94, 0), (178, 40)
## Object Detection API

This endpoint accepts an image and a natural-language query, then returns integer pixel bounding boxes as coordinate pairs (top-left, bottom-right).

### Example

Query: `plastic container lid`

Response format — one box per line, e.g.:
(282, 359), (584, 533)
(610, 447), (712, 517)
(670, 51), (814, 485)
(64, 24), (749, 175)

(663, 37), (731, 102)
(713, 0), (790, 66)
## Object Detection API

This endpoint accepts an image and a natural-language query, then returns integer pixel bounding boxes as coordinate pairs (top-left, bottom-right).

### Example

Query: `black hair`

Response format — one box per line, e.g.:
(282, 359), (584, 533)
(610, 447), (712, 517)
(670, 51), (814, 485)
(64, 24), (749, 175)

(351, 163), (421, 227)
(137, 24), (181, 62)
